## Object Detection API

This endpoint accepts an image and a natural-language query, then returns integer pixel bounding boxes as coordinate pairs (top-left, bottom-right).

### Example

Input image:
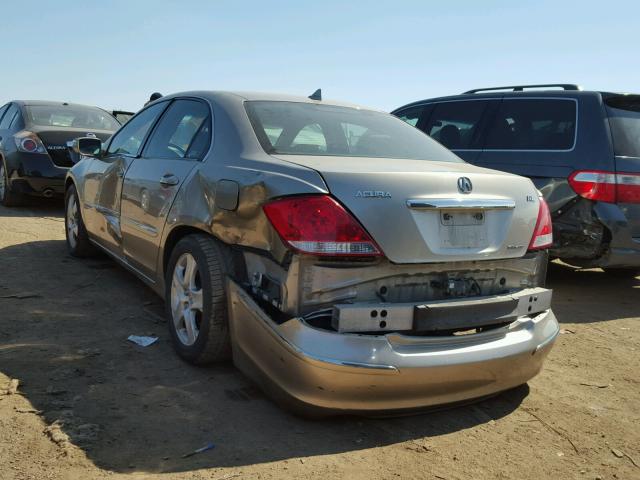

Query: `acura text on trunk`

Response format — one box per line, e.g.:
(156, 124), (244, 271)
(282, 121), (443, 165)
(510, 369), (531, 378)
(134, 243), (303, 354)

(64, 91), (559, 416)
(0, 100), (119, 206)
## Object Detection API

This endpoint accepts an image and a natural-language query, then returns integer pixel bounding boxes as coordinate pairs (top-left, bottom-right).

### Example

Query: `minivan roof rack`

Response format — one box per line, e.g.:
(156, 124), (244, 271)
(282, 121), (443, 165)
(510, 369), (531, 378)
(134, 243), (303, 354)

(464, 84), (582, 94)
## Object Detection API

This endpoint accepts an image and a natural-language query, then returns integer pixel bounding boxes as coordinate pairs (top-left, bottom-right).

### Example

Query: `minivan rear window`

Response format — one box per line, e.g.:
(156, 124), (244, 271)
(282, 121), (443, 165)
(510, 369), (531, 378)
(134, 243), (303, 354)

(605, 96), (640, 158)
(484, 99), (576, 150)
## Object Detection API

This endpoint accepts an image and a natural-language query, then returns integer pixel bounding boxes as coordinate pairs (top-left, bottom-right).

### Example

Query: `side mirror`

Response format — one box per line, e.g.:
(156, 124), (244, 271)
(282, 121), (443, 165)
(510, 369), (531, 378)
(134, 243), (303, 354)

(72, 137), (102, 157)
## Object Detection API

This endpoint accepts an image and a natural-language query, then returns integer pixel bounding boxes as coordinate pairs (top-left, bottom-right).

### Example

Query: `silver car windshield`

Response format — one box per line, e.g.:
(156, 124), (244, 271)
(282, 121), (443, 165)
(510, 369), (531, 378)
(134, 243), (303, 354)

(245, 101), (462, 162)
(26, 105), (120, 131)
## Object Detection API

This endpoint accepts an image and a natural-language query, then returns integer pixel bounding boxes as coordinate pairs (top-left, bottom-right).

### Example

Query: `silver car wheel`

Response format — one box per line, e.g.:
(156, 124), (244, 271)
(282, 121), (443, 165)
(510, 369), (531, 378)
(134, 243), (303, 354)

(66, 193), (79, 249)
(0, 164), (6, 201)
(170, 253), (204, 346)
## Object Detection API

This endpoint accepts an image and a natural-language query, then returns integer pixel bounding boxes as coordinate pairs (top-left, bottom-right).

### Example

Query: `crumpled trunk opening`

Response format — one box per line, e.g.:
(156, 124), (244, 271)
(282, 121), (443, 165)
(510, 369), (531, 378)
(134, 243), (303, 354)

(241, 250), (549, 337)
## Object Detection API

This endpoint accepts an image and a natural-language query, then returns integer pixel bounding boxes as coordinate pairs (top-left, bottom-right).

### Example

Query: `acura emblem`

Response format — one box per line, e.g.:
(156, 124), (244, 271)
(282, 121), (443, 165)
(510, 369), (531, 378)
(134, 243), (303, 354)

(457, 177), (472, 194)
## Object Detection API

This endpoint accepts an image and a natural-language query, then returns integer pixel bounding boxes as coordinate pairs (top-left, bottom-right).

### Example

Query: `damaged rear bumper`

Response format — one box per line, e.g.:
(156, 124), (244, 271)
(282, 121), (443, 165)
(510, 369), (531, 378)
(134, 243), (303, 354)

(227, 280), (559, 415)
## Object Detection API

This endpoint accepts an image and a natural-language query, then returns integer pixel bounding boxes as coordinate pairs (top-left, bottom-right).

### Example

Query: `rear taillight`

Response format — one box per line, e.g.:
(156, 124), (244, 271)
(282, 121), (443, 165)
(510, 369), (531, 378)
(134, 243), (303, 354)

(13, 131), (47, 154)
(568, 170), (640, 204)
(528, 196), (553, 251)
(263, 194), (382, 257)
(616, 172), (640, 203)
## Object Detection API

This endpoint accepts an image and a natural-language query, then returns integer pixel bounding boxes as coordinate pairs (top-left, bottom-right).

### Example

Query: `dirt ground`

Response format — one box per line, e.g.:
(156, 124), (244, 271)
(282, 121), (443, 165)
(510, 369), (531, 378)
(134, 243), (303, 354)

(0, 202), (638, 480)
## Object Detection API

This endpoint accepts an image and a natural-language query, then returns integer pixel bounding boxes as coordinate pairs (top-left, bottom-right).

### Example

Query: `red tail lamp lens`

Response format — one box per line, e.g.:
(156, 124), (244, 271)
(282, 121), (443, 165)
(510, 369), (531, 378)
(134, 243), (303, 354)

(528, 196), (553, 250)
(263, 195), (382, 256)
(21, 138), (38, 152)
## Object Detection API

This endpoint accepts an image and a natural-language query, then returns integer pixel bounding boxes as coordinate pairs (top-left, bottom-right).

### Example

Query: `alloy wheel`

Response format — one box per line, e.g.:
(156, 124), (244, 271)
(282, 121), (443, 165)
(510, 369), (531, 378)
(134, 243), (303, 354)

(66, 193), (79, 249)
(170, 253), (204, 346)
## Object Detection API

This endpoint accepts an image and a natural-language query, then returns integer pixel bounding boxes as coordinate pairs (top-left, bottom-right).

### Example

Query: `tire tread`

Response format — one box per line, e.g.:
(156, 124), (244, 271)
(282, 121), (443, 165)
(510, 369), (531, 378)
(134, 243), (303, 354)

(166, 234), (234, 364)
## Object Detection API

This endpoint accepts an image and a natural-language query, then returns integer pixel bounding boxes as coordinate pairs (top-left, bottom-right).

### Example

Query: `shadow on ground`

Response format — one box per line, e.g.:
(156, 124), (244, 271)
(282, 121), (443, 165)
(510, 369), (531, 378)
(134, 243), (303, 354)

(547, 261), (639, 324)
(0, 198), (64, 218)
(0, 239), (532, 474)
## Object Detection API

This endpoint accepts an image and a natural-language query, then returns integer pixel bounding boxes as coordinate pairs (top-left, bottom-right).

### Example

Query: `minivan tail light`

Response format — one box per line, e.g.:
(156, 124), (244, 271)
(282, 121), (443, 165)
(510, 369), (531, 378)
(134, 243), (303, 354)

(616, 172), (640, 203)
(568, 170), (640, 204)
(528, 196), (553, 251)
(263, 195), (382, 256)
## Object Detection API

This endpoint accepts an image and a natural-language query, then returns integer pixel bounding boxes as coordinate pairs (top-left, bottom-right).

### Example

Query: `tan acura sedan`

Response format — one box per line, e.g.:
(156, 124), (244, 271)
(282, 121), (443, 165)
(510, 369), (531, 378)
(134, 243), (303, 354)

(64, 90), (558, 415)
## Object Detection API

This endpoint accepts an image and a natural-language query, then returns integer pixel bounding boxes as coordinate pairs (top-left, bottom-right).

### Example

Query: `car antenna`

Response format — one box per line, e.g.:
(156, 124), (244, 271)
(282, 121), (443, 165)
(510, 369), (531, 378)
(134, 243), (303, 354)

(308, 88), (322, 101)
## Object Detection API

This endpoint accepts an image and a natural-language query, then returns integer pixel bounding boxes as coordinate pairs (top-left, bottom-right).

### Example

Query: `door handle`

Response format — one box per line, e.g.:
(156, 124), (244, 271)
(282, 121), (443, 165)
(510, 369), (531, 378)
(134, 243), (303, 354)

(160, 173), (180, 186)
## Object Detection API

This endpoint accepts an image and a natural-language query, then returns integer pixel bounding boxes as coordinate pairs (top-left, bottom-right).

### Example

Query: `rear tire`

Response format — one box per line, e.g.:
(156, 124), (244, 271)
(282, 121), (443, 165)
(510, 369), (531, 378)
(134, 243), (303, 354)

(65, 185), (96, 257)
(0, 161), (23, 207)
(165, 234), (232, 365)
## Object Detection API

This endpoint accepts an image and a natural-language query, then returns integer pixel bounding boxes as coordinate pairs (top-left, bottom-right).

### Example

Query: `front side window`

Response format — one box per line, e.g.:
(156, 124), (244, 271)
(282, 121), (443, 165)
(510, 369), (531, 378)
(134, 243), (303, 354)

(245, 101), (461, 162)
(606, 95), (640, 158)
(0, 104), (18, 130)
(107, 102), (167, 156)
(422, 101), (489, 150)
(26, 105), (120, 131)
(144, 100), (210, 160)
(484, 99), (576, 150)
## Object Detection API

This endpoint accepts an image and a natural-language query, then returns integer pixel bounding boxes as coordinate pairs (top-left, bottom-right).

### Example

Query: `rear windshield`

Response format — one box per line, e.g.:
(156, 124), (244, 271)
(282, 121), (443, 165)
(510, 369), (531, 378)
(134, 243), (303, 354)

(26, 105), (120, 131)
(606, 96), (640, 158)
(245, 101), (462, 162)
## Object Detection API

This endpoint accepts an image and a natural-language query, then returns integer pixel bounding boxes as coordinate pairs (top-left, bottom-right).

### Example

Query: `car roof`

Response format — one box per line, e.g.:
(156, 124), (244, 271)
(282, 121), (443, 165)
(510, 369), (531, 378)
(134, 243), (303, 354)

(8, 100), (107, 109)
(393, 88), (640, 112)
(158, 90), (383, 112)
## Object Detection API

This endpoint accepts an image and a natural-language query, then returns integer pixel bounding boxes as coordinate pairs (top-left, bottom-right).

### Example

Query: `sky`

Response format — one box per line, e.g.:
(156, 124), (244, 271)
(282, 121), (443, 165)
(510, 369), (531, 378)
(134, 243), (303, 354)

(1, 1), (638, 113)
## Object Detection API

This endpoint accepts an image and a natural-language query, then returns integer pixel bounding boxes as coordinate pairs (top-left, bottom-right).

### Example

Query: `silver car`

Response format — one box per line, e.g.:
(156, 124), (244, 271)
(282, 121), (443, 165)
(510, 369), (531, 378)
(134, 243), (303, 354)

(65, 91), (558, 416)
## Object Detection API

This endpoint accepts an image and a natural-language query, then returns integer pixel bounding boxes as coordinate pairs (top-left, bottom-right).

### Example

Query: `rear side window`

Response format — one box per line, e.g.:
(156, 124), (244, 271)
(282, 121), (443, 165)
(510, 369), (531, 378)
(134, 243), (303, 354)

(0, 104), (18, 130)
(606, 96), (640, 158)
(394, 106), (425, 127)
(144, 99), (210, 160)
(422, 101), (489, 149)
(484, 99), (576, 150)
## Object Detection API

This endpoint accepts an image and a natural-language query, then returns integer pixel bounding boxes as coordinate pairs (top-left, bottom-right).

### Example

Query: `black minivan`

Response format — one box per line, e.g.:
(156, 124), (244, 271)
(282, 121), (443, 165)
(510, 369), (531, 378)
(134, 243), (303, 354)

(393, 84), (640, 273)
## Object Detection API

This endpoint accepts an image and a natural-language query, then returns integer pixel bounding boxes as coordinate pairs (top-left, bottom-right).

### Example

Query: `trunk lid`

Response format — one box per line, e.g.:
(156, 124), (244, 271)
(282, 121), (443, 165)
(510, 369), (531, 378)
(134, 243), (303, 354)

(273, 155), (541, 263)
(31, 126), (114, 167)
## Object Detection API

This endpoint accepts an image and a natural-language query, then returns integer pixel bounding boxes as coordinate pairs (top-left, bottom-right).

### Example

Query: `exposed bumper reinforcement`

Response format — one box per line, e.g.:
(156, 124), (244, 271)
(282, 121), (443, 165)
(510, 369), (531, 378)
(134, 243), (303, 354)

(227, 279), (559, 415)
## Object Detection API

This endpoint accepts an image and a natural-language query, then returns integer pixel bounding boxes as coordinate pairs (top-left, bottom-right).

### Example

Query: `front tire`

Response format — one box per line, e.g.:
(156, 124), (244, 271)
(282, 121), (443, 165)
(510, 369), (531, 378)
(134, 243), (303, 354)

(0, 161), (23, 207)
(165, 234), (232, 365)
(65, 185), (96, 257)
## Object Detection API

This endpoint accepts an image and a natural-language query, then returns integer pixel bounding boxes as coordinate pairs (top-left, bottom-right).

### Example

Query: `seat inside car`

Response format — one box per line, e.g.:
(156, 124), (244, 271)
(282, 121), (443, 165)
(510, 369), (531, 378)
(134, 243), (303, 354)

(438, 124), (461, 149)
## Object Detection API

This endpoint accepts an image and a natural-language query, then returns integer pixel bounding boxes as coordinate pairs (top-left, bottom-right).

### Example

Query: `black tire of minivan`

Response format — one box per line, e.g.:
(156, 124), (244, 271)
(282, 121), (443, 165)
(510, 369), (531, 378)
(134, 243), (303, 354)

(603, 268), (640, 278)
